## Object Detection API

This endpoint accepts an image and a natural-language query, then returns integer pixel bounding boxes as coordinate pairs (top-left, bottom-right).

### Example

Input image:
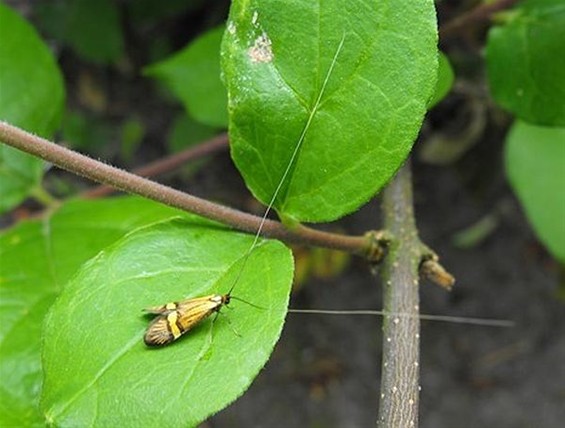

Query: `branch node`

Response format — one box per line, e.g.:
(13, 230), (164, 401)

(420, 259), (455, 291)
(363, 230), (392, 264)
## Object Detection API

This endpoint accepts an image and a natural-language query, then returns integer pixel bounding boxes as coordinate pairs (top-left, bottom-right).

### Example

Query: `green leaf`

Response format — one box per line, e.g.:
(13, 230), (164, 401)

(0, 3), (65, 214)
(145, 26), (228, 127)
(505, 121), (565, 261)
(0, 197), (184, 426)
(61, 111), (112, 150)
(428, 52), (454, 109)
(41, 219), (293, 427)
(486, 0), (565, 126)
(168, 113), (218, 153)
(120, 118), (146, 160)
(222, 0), (438, 223)
(36, 0), (124, 64)
(127, 0), (205, 27)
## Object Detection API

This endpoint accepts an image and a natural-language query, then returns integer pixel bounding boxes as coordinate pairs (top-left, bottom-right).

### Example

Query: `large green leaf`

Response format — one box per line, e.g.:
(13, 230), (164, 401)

(222, 0), (438, 223)
(486, 0), (565, 126)
(0, 197), (183, 426)
(0, 3), (65, 214)
(505, 121), (565, 262)
(145, 26), (228, 127)
(41, 219), (293, 427)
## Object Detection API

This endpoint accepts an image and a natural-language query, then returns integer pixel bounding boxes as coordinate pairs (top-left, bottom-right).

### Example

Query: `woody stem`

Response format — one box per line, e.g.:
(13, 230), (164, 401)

(377, 161), (421, 427)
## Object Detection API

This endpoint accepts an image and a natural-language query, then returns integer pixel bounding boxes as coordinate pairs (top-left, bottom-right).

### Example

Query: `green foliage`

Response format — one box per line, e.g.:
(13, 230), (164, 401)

(168, 113), (218, 153)
(145, 26), (228, 127)
(222, 0), (438, 223)
(505, 121), (565, 262)
(428, 52), (454, 109)
(127, 0), (205, 26)
(41, 219), (293, 427)
(120, 118), (146, 160)
(486, 0), (565, 126)
(487, 0), (565, 258)
(0, 197), (184, 426)
(36, 0), (124, 64)
(0, 0), (563, 425)
(61, 111), (112, 151)
(0, 3), (65, 214)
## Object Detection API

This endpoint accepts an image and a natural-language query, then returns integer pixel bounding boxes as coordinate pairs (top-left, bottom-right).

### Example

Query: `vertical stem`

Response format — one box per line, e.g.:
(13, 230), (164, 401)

(378, 161), (421, 427)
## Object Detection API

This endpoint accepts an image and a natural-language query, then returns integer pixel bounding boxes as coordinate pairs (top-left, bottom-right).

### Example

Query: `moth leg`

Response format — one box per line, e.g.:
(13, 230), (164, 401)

(201, 312), (220, 350)
(217, 311), (241, 337)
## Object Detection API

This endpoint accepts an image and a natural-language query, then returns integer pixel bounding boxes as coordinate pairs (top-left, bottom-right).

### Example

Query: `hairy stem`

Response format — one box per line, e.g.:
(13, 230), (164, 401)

(0, 121), (370, 254)
(377, 162), (421, 427)
(82, 133), (229, 198)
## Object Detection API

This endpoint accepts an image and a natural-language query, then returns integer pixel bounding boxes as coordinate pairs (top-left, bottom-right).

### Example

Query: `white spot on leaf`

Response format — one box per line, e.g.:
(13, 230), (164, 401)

(227, 21), (236, 35)
(248, 32), (273, 63)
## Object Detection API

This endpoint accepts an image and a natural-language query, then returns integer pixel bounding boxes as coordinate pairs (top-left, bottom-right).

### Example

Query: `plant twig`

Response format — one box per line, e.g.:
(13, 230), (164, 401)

(376, 162), (455, 426)
(439, 0), (519, 40)
(377, 161), (421, 427)
(82, 133), (229, 198)
(0, 121), (374, 254)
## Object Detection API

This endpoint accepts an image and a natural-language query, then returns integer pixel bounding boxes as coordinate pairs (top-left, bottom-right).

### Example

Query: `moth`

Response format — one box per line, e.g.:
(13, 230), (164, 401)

(143, 294), (230, 347)
(144, 292), (262, 347)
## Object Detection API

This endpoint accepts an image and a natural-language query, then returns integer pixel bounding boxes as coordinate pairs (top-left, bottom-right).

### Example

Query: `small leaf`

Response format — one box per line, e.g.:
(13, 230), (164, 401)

(0, 197), (184, 425)
(127, 0), (204, 26)
(36, 0), (124, 64)
(222, 0), (438, 222)
(41, 219), (293, 427)
(61, 111), (112, 150)
(145, 26), (228, 127)
(505, 120), (565, 261)
(120, 118), (146, 160)
(428, 52), (454, 109)
(486, 0), (565, 126)
(0, 3), (65, 213)
(168, 113), (218, 153)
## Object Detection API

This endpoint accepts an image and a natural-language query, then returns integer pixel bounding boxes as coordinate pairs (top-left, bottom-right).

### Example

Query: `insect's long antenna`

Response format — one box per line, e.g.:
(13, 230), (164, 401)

(230, 295), (266, 310)
(288, 308), (515, 327)
(228, 33), (347, 295)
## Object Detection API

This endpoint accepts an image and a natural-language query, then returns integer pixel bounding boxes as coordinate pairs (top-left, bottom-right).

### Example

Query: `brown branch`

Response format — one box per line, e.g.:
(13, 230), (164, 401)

(82, 133), (229, 198)
(0, 121), (373, 254)
(439, 0), (519, 40)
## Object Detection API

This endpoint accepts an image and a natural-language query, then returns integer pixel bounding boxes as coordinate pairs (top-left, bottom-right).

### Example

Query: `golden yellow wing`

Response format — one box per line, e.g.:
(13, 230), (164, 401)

(144, 294), (227, 347)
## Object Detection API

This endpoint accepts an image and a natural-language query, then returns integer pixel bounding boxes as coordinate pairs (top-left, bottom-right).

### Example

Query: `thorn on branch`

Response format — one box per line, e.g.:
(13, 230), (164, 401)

(420, 259), (455, 291)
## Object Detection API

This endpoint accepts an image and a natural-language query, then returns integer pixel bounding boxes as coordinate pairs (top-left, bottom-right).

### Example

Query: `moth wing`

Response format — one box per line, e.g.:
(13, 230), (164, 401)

(143, 302), (176, 315)
(144, 306), (168, 315)
(176, 296), (221, 333)
(144, 315), (174, 347)
(174, 295), (218, 312)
